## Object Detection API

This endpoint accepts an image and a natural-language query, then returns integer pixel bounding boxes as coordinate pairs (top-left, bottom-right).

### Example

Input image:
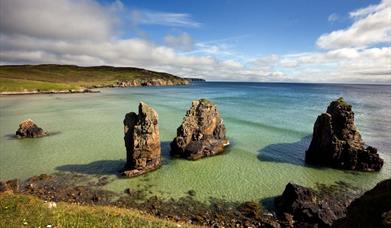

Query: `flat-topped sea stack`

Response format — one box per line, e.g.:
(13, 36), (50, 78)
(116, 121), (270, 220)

(305, 97), (383, 171)
(16, 119), (47, 138)
(122, 102), (161, 177)
(170, 99), (229, 160)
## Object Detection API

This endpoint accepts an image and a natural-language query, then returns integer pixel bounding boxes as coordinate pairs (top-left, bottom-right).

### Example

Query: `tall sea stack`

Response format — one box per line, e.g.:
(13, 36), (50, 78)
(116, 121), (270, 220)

(305, 97), (383, 171)
(170, 99), (229, 160)
(122, 102), (161, 177)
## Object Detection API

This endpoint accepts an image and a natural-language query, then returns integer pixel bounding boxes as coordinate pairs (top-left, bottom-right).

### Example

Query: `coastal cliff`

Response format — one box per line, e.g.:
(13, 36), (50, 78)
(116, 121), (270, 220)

(0, 64), (189, 94)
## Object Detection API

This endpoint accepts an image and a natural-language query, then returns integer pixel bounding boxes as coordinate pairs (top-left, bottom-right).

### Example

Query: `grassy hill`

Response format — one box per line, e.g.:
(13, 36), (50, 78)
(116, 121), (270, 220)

(0, 193), (196, 228)
(0, 64), (188, 92)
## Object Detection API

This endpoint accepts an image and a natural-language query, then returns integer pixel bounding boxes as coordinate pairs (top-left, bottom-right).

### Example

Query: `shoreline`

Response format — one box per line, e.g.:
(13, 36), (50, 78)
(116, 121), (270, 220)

(0, 89), (100, 96)
(0, 172), (368, 227)
(0, 81), (191, 96)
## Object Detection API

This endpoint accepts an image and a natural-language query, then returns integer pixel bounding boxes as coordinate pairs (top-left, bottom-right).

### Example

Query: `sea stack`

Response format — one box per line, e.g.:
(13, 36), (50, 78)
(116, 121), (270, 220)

(122, 102), (161, 177)
(170, 98), (229, 160)
(16, 119), (47, 138)
(305, 97), (383, 171)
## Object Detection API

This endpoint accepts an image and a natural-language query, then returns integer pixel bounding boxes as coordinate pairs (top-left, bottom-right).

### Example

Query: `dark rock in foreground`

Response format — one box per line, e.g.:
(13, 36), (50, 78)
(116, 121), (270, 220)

(305, 97), (383, 171)
(16, 119), (47, 138)
(334, 178), (391, 228)
(170, 99), (229, 160)
(122, 102), (161, 177)
(275, 182), (352, 227)
(0, 179), (19, 193)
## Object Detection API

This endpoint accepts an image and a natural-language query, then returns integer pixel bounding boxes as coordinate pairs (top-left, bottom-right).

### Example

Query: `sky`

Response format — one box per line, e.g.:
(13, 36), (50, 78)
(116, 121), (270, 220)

(0, 0), (390, 83)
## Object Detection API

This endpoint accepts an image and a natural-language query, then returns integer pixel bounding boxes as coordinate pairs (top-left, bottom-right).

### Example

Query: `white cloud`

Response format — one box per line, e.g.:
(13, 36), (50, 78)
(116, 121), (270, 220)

(164, 32), (193, 51)
(317, 0), (391, 49)
(130, 10), (200, 28)
(0, 0), (389, 83)
(0, 0), (114, 41)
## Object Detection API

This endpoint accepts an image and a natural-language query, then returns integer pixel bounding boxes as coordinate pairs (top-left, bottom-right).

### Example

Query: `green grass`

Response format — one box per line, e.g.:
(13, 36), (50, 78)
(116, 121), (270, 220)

(335, 97), (351, 109)
(0, 193), (196, 228)
(0, 78), (79, 92)
(0, 64), (187, 92)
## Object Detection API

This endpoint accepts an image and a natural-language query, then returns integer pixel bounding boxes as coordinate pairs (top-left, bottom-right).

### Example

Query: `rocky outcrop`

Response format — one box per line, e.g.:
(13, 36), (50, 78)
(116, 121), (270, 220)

(122, 102), (161, 177)
(113, 78), (189, 88)
(170, 99), (229, 160)
(0, 179), (19, 193)
(334, 178), (391, 228)
(305, 97), (383, 171)
(16, 119), (47, 138)
(275, 183), (348, 227)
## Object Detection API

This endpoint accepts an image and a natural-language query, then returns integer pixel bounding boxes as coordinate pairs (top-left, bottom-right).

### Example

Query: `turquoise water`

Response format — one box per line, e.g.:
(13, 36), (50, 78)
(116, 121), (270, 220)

(0, 82), (390, 202)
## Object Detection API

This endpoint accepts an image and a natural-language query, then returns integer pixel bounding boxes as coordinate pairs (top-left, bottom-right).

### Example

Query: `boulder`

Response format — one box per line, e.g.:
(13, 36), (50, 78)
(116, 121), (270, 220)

(305, 97), (383, 171)
(334, 178), (391, 228)
(275, 183), (343, 227)
(122, 102), (161, 177)
(16, 119), (47, 138)
(170, 99), (229, 160)
(0, 179), (20, 193)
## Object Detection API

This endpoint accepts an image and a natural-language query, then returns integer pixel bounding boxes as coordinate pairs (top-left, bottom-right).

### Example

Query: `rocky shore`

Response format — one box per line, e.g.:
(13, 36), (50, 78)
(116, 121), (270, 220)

(0, 88), (99, 96)
(1, 173), (388, 227)
(0, 79), (189, 96)
(108, 78), (190, 87)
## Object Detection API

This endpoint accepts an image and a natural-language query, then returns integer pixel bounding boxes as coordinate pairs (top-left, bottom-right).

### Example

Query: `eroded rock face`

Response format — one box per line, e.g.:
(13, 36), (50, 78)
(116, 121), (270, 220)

(122, 102), (161, 177)
(275, 183), (345, 227)
(305, 97), (383, 171)
(170, 99), (229, 160)
(16, 119), (47, 138)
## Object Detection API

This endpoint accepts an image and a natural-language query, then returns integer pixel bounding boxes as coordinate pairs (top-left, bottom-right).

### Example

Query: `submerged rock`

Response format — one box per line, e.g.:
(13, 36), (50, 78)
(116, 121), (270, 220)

(122, 102), (161, 177)
(170, 99), (229, 160)
(334, 178), (391, 228)
(16, 119), (47, 138)
(305, 97), (383, 171)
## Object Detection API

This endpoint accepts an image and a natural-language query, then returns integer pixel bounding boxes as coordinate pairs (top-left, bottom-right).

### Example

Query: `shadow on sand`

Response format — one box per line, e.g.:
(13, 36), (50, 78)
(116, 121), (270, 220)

(257, 135), (312, 166)
(56, 160), (125, 175)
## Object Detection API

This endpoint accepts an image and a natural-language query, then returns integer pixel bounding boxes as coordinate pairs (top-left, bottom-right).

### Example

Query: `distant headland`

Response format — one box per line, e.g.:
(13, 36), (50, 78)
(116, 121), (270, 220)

(0, 64), (189, 95)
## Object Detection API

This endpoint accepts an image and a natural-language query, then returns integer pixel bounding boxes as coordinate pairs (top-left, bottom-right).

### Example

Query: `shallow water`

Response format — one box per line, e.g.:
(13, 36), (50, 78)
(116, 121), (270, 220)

(0, 82), (390, 202)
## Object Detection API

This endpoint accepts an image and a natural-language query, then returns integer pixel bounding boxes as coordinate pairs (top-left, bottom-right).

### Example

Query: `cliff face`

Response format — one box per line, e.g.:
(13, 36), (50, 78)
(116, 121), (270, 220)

(305, 97), (383, 171)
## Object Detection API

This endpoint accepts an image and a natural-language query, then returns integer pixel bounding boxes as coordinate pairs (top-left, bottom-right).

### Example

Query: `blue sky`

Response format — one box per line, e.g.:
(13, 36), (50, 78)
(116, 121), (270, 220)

(107, 0), (379, 55)
(0, 0), (390, 83)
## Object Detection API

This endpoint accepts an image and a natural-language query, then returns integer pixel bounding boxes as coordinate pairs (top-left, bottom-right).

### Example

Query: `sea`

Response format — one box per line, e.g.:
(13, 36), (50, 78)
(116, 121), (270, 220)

(0, 82), (390, 202)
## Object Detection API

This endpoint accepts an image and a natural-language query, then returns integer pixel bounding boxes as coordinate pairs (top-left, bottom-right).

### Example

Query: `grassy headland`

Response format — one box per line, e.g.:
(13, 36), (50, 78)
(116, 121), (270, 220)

(0, 193), (194, 228)
(0, 64), (188, 93)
